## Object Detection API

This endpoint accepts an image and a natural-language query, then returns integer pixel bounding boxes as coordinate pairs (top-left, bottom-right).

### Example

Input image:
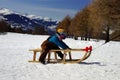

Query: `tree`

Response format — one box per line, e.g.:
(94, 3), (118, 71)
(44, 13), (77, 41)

(57, 15), (71, 34)
(32, 26), (47, 35)
(69, 6), (93, 40)
(89, 0), (120, 42)
(15, 27), (24, 33)
(56, 0), (120, 41)
(0, 20), (11, 34)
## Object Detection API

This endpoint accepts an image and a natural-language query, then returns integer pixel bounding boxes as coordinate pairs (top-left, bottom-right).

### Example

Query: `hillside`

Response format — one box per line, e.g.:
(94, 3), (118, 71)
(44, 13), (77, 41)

(0, 8), (58, 35)
(0, 33), (120, 80)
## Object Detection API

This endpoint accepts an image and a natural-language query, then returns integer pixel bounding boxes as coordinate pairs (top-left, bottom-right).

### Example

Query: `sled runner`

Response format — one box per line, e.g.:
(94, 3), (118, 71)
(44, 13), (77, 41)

(28, 46), (92, 64)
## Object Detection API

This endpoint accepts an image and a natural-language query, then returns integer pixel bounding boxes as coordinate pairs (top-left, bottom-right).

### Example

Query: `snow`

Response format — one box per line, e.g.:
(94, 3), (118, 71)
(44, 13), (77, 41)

(0, 15), (5, 20)
(0, 33), (120, 80)
(0, 8), (13, 15)
(25, 14), (43, 20)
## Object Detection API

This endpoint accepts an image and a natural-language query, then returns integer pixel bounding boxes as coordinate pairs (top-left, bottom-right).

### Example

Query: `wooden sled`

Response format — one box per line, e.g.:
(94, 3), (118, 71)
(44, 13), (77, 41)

(28, 46), (92, 64)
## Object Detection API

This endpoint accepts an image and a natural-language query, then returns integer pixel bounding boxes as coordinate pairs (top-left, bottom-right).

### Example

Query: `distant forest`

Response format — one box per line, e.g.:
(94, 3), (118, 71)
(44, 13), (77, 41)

(0, 0), (120, 42)
(57, 0), (120, 42)
(0, 20), (48, 35)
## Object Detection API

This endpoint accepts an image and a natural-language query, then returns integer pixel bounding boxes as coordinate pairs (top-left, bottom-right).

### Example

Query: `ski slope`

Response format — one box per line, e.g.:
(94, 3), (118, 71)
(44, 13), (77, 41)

(0, 33), (120, 80)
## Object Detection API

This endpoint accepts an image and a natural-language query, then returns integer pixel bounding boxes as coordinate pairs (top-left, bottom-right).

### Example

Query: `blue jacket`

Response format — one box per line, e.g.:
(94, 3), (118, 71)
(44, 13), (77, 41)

(48, 34), (69, 49)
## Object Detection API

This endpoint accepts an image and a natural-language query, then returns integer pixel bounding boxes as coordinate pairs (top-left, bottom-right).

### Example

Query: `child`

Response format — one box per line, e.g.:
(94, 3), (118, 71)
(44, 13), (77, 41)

(39, 28), (70, 64)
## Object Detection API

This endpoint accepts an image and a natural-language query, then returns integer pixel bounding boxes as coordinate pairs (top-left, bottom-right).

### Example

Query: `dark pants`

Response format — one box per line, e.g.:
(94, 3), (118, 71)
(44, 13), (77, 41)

(39, 40), (63, 62)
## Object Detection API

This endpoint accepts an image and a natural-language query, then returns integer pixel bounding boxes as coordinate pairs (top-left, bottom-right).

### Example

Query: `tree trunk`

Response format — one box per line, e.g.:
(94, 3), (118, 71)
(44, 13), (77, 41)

(105, 26), (110, 43)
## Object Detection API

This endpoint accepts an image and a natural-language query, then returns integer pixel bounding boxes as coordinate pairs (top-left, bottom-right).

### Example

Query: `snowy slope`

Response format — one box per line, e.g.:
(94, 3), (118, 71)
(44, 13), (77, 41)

(0, 33), (120, 80)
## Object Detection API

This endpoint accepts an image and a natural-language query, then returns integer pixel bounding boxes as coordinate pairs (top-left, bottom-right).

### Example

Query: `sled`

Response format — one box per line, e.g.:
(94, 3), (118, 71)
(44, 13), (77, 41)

(28, 46), (92, 64)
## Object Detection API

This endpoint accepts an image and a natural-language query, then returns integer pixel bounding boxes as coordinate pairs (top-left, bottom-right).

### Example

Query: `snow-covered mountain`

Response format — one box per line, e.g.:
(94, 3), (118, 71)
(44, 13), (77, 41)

(0, 8), (13, 15)
(0, 8), (58, 34)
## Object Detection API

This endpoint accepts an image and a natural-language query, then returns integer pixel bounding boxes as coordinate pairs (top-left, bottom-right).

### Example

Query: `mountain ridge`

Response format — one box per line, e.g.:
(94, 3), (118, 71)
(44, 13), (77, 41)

(0, 8), (58, 35)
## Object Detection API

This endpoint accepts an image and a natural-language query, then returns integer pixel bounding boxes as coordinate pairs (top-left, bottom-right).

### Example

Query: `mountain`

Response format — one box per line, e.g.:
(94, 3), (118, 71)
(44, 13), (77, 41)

(0, 8), (58, 35)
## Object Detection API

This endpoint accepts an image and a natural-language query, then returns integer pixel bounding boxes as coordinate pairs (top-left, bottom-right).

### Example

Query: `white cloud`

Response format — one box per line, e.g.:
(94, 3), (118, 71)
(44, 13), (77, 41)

(16, 5), (77, 20)
(42, 7), (75, 14)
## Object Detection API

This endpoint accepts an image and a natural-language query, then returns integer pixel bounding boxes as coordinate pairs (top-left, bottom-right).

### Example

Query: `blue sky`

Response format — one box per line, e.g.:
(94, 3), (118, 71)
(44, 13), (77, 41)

(0, 0), (91, 21)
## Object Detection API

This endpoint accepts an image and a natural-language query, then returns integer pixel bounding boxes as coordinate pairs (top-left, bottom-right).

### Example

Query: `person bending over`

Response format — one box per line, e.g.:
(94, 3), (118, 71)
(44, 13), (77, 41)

(39, 28), (70, 64)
